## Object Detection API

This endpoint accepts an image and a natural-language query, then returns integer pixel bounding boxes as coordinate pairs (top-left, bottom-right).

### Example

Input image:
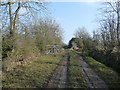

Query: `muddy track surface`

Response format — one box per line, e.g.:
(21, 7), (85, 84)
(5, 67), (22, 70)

(45, 53), (109, 89)
(78, 56), (108, 89)
(46, 55), (68, 88)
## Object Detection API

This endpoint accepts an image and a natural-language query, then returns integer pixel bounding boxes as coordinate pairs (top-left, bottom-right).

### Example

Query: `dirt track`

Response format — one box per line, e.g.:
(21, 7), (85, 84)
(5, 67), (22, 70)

(46, 54), (108, 89)
(78, 56), (108, 89)
(46, 55), (68, 88)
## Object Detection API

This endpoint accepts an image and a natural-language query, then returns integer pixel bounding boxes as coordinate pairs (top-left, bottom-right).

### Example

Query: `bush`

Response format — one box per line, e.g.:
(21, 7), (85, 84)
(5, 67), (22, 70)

(2, 34), (40, 71)
(2, 34), (16, 59)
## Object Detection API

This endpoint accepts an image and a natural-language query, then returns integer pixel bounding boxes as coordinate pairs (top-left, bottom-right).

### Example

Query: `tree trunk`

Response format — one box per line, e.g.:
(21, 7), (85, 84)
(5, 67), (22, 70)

(8, 2), (13, 34)
(116, 13), (120, 49)
(8, 2), (21, 35)
(13, 2), (20, 33)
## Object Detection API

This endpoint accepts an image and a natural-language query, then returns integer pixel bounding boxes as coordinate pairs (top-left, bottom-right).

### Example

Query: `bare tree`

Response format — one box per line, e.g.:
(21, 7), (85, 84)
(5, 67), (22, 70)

(102, 0), (120, 50)
(74, 27), (92, 52)
(100, 14), (117, 52)
(0, 0), (47, 35)
(92, 30), (102, 50)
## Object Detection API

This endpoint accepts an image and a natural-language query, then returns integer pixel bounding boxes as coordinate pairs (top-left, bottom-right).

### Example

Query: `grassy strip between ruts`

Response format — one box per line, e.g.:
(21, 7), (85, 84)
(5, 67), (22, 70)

(86, 56), (120, 89)
(68, 51), (87, 88)
(2, 54), (61, 88)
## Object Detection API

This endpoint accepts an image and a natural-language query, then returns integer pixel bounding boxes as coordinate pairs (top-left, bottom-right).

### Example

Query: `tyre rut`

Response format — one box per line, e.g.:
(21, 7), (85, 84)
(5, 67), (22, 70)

(78, 56), (108, 89)
(46, 55), (68, 88)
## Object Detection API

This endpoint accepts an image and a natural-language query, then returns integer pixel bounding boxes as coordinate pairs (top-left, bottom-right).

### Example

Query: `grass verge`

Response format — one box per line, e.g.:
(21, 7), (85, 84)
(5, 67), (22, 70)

(86, 56), (120, 89)
(2, 54), (61, 88)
